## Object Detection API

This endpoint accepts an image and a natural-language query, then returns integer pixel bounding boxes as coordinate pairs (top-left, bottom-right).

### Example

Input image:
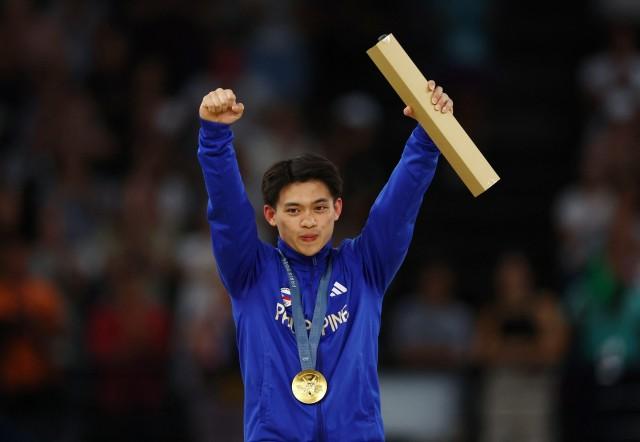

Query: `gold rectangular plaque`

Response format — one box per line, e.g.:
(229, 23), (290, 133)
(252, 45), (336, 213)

(367, 34), (499, 197)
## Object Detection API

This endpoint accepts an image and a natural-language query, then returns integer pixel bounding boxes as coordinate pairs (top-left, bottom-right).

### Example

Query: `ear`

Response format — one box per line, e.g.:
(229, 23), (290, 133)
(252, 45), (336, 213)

(263, 205), (277, 226)
(333, 198), (343, 221)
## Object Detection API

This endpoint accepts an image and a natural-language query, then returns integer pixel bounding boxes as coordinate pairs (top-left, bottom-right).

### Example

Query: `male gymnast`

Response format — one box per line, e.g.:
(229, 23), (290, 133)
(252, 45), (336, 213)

(198, 81), (452, 441)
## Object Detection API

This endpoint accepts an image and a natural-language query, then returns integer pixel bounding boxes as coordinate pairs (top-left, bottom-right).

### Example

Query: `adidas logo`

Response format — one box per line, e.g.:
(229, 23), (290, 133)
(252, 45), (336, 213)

(330, 281), (348, 297)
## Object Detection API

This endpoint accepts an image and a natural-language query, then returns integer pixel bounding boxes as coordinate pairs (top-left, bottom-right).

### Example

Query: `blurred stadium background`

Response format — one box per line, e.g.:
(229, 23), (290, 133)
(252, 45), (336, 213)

(0, 0), (639, 441)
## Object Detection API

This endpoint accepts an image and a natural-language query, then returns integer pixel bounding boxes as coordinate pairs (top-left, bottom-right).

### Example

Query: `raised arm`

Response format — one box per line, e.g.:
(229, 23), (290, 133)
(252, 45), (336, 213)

(353, 81), (452, 292)
(197, 89), (260, 296)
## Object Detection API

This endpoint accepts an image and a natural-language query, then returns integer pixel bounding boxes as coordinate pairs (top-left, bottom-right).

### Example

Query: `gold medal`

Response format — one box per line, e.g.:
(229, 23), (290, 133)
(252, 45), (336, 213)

(291, 369), (328, 404)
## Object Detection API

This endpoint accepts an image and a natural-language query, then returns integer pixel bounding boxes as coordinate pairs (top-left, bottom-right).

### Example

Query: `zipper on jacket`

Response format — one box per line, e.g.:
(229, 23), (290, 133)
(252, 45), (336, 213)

(309, 255), (317, 316)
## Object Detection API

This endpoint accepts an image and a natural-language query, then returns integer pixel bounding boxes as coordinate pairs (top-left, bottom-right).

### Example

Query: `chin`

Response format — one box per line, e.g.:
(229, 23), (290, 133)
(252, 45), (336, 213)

(295, 240), (323, 256)
(298, 245), (320, 256)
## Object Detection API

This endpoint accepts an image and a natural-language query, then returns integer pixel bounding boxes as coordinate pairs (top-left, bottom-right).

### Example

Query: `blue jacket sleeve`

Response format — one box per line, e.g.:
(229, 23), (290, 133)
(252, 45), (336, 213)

(352, 124), (440, 293)
(197, 119), (262, 296)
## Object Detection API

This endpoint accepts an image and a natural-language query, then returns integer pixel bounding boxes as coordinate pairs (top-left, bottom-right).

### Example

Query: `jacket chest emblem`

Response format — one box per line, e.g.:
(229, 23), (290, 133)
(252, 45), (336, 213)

(330, 281), (348, 297)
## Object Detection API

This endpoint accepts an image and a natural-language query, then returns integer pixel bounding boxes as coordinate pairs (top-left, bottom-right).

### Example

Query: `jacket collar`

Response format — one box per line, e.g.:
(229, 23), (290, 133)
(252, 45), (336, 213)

(277, 237), (332, 268)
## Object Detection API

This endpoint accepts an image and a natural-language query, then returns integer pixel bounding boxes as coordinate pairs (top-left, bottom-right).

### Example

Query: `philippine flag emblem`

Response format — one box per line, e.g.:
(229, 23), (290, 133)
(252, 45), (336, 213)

(280, 288), (292, 307)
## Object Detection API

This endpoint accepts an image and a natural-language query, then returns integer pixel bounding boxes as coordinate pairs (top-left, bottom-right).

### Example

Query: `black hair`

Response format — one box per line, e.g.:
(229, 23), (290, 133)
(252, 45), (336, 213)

(261, 153), (343, 207)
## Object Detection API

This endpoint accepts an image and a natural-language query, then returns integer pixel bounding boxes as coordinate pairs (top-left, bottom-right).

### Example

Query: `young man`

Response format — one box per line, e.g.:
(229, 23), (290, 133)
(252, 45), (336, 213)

(198, 82), (452, 441)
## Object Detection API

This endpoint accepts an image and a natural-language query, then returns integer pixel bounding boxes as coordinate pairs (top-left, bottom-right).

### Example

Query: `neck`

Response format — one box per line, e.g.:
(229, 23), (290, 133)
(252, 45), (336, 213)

(277, 237), (332, 266)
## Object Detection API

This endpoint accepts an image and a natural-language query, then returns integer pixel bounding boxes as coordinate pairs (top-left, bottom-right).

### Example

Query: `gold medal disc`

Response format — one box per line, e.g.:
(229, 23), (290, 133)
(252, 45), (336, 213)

(291, 369), (328, 404)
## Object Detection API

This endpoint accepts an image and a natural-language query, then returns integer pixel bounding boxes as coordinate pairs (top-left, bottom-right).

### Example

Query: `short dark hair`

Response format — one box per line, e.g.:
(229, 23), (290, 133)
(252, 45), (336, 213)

(261, 153), (343, 207)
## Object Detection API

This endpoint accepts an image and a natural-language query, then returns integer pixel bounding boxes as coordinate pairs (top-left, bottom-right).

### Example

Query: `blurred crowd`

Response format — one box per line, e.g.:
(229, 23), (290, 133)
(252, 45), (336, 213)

(387, 20), (640, 442)
(386, 20), (640, 442)
(556, 22), (640, 442)
(0, 0), (639, 441)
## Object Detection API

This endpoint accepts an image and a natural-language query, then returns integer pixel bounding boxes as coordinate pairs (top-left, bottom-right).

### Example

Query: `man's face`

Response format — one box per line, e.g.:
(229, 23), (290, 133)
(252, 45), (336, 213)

(264, 180), (342, 256)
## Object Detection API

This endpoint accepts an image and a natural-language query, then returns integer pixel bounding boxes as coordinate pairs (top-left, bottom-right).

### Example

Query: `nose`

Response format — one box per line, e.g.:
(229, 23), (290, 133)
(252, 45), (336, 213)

(300, 213), (316, 228)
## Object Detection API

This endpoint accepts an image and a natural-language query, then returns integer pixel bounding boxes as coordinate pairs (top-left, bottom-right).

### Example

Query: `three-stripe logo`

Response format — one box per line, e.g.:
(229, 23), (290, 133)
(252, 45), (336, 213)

(330, 281), (348, 298)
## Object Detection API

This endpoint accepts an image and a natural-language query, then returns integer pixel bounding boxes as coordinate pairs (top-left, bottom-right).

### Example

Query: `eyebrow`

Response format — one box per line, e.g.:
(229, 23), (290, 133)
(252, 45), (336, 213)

(283, 198), (330, 208)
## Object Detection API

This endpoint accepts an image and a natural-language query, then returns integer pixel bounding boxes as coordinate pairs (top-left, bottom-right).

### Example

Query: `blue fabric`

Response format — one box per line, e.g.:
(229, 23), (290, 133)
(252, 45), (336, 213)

(198, 119), (439, 441)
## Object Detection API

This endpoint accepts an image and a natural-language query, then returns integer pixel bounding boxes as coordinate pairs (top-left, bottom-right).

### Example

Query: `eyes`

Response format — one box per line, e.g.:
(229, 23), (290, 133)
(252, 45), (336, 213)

(285, 205), (329, 216)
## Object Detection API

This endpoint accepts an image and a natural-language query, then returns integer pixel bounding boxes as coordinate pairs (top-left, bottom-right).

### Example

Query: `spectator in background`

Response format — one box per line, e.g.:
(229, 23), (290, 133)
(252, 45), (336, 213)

(579, 23), (640, 137)
(553, 132), (617, 283)
(0, 237), (68, 441)
(554, 108), (639, 285)
(243, 6), (311, 106)
(392, 260), (472, 369)
(475, 252), (568, 442)
(563, 189), (640, 441)
(85, 251), (172, 442)
(390, 260), (472, 441)
(171, 214), (240, 442)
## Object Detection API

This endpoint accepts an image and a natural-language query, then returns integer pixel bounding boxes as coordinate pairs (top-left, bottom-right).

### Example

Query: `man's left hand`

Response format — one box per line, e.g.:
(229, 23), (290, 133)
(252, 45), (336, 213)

(403, 80), (454, 118)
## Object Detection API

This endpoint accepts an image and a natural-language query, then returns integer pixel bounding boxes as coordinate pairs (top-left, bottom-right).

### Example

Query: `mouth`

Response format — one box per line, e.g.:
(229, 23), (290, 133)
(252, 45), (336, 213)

(300, 234), (319, 243)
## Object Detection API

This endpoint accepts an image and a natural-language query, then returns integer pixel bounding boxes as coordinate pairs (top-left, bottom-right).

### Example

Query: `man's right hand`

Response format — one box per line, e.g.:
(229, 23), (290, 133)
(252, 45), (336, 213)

(200, 88), (245, 125)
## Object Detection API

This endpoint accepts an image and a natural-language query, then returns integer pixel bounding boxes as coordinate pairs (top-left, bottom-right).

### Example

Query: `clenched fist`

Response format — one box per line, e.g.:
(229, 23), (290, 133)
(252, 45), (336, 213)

(200, 88), (245, 125)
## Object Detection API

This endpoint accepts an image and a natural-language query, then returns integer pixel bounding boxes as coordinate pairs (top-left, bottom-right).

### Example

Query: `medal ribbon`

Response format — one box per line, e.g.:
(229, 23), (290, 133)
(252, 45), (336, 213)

(277, 249), (332, 371)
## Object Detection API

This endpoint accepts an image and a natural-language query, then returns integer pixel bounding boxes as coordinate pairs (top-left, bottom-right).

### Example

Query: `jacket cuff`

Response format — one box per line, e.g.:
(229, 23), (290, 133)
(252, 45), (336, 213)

(200, 119), (232, 139)
(412, 124), (440, 154)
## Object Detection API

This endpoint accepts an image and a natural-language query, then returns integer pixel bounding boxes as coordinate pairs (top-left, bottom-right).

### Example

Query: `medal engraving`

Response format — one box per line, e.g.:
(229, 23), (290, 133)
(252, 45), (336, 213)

(292, 369), (328, 404)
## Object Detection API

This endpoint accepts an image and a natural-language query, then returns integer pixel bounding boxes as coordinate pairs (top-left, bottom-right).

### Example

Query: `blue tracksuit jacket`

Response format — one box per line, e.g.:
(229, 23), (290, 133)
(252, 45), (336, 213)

(198, 119), (439, 441)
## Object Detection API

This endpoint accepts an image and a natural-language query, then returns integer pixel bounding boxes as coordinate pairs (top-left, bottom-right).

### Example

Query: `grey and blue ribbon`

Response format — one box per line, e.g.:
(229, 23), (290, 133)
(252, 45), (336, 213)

(277, 249), (332, 370)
